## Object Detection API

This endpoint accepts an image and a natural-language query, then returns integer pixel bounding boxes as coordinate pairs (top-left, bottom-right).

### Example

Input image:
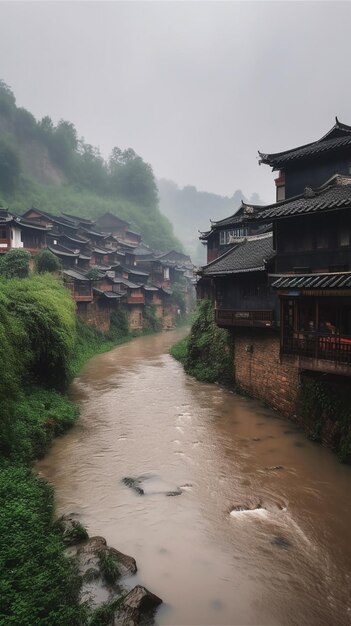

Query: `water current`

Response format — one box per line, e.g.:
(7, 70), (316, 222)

(37, 328), (351, 625)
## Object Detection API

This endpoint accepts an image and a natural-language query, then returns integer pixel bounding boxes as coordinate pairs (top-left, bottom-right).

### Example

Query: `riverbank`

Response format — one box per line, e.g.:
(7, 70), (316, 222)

(171, 300), (351, 463)
(0, 274), (166, 626)
(36, 327), (351, 626)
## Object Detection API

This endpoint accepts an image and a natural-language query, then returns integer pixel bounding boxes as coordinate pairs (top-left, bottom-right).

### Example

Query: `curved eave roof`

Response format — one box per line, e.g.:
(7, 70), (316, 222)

(201, 232), (274, 277)
(248, 175), (351, 222)
(259, 119), (351, 169)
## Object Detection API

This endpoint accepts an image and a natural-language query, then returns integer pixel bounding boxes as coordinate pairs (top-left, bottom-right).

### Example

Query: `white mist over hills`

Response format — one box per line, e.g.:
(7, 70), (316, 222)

(158, 178), (266, 265)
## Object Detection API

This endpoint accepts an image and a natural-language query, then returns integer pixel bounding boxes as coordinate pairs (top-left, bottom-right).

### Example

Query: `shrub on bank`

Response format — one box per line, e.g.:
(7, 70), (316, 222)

(0, 463), (86, 626)
(171, 299), (233, 385)
(298, 373), (351, 463)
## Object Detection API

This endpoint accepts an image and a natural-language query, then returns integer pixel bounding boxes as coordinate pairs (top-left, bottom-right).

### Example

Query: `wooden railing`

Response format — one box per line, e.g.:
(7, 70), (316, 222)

(282, 332), (351, 365)
(215, 309), (274, 328)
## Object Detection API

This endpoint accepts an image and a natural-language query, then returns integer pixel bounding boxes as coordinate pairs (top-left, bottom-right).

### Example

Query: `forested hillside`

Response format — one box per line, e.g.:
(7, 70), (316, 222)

(158, 179), (265, 264)
(0, 80), (180, 252)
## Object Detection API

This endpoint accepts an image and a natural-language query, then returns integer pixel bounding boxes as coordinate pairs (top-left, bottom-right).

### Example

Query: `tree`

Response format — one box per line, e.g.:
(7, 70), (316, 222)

(35, 249), (60, 274)
(109, 147), (158, 208)
(0, 140), (21, 192)
(0, 249), (30, 278)
(0, 80), (16, 118)
(15, 107), (37, 139)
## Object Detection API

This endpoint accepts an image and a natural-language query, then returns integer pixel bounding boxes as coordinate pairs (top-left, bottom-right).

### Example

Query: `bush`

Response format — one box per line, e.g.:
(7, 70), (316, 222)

(171, 300), (233, 385)
(0, 464), (86, 625)
(0, 249), (30, 278)
(98, 551), (120, 585)
(35, 248), (61, 273)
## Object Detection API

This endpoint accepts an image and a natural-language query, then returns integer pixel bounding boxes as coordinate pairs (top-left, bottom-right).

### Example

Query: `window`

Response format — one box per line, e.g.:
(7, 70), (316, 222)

(220, 228), (247, 245)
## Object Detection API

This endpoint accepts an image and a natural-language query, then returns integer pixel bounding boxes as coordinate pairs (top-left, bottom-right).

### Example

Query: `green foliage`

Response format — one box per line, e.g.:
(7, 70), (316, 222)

(0, 463), (86, 626)
(186, 299), (233, 383)
(170, 336), (188, 364)
(108, 309), (130, 340)
(0, 80), (16, 117)
(11, 388), (79, 463)
(97, 551), (120, 585)
(35, 248), (61, 273)
(109, 147), (158, 208)
(89, 599), (121, 626)
(85, 267), (101, 281)
(143, 304), (162, 333)
(2, 274), (76, 389)
(0, 248), (30, 278)
(298, 373), (351, 462)
(171, 300), (233, 384)
(0, 139), (21, 191)
(171, 281), (187, 315)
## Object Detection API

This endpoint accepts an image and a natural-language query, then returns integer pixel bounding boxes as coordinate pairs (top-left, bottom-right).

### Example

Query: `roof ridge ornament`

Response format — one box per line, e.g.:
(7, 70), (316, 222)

(304, 186), (316, 198)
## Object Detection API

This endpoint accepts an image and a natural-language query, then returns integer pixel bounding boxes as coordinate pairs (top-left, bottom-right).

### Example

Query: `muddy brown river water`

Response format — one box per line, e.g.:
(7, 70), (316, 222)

(37, 328), (351, 626)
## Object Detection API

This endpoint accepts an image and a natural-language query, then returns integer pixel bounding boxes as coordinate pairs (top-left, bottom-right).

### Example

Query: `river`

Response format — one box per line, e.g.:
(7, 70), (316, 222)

(37, 328), (351, 626)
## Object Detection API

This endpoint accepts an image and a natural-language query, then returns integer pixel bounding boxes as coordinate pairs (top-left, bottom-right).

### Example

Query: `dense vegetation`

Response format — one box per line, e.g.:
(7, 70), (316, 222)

(0, 80), (181, 252)
(0, 273), (86, 625)
(0, 271), (144, 625)
(170, 299), (233, 384)
(299, 373), (351, 463)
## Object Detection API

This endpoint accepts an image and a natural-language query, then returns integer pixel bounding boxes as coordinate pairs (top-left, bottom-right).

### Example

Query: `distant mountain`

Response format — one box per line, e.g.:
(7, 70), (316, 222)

(157, 178), (265, 264)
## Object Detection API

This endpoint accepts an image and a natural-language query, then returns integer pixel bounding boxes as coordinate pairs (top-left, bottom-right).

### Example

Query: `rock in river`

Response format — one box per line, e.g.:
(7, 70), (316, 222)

(114, 585), (163, 626)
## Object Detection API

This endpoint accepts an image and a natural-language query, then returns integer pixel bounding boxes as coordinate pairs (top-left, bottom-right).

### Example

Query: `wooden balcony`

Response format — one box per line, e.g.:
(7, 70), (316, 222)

(215, 308), (274, 328)
(282, 332), (351, 376)
(127, 293), (145, 305)
(66, 284), (93, 302)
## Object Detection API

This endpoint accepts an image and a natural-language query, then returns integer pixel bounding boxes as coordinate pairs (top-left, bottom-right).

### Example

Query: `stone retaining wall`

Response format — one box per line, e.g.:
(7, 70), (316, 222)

(233, 328), (300, 418)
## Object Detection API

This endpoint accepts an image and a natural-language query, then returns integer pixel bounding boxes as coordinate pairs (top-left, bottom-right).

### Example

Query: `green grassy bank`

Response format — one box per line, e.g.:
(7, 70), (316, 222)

(0, 274), (147, 626)
(170, 299), (234, 385)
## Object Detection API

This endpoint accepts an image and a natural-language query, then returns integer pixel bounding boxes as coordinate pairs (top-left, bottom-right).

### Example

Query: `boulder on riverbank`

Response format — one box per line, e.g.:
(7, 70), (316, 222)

(56, 513), (89, 545)
(114, 585), (163, 626)
(59, 518), (162, 624)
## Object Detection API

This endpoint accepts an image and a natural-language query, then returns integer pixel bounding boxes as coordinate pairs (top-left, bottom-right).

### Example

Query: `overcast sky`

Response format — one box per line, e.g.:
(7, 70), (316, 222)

(1, 1), (351, 203)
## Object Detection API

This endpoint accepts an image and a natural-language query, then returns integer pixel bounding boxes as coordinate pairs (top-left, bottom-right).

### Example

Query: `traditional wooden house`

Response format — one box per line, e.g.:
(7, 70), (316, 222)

(199, 203), (266, 264)
(95, 212), (131, 241)
(63, 269), (94, 303)
(247, 174), (351, 376)
(259, 117), (351, 201)
(198, 232), (276, 328)
(0, 210), (51, 255)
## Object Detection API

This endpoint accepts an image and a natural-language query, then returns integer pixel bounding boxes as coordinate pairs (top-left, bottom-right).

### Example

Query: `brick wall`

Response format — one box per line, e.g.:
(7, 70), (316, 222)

(234, 329), (300, 418)
(76, 301), (110, 332)
(128, 305), (143, 331)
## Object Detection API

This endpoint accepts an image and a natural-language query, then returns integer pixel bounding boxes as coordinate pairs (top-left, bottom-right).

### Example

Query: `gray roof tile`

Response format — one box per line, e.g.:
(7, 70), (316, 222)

(201, 232), (274, 276)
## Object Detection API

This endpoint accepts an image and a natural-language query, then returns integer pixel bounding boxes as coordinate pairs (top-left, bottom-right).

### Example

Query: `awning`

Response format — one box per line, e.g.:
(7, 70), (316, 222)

(271, 272), (351, 289)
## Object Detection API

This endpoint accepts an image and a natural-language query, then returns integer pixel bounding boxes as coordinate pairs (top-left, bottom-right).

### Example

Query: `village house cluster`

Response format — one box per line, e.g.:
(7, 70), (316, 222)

(0, 208), (194, 332)
(198, 118), (351, 416)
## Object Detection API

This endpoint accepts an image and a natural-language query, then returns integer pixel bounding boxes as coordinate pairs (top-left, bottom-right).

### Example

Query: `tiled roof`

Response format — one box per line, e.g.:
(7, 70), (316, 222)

(48, 245), (79, 258)
(63, 269), (90, 281)
(271, 272), (351, 290)
(93, 288), (122, 299)
(201, 232), (274, 276)
(248, 175), (351, 222)
(259, 119), (351, 169)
